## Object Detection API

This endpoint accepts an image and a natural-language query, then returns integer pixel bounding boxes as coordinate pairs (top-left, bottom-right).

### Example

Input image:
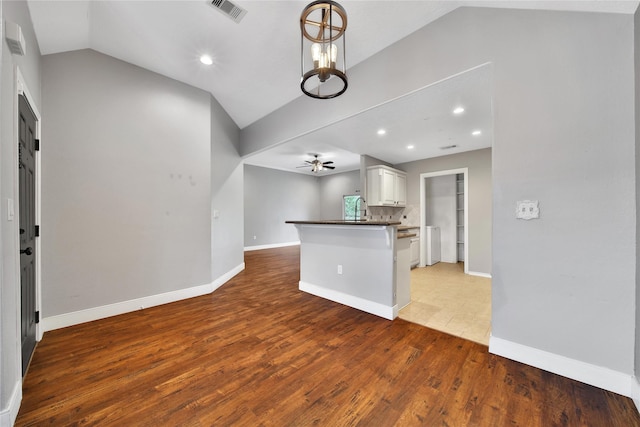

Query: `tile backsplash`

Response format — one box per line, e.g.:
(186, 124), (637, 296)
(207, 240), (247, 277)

(364, 204), (420, 226)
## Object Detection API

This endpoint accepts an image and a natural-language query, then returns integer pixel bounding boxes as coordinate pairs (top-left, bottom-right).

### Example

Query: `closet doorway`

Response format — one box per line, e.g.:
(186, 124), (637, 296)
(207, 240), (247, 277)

(419, 168), (468, 273)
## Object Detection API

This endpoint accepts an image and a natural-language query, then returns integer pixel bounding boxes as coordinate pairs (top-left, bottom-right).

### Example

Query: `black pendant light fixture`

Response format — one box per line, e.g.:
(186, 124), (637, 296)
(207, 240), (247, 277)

(300, 1), (348, 99)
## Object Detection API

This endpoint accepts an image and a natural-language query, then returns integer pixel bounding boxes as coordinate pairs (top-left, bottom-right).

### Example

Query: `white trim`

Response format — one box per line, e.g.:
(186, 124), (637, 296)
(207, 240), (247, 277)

(419, 168), (469, 274)
(42, 262), (245, 332)
(489, 336), (633, 398)
(468, 271), (492, 278)
(211, 262), (245, 291)
(632, 376), (640, 413)
(299, 280), (396, 320)
(0, 379), (22, 427)
(244, 241), (300, 251)
(16, 67), (43, 345)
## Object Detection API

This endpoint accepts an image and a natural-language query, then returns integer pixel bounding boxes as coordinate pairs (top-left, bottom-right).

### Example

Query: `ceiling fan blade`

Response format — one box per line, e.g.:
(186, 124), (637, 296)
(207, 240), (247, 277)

(323, 161), (334, 165)
(325, 165), (335, 169)
(296, 165), (309, 168)
(305, 160), (314, 164)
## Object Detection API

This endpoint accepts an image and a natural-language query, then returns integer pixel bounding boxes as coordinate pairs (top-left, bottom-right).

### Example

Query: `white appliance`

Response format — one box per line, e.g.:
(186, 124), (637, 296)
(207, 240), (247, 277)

(424, 226), (441, 266)
(410, 237), (420, 268)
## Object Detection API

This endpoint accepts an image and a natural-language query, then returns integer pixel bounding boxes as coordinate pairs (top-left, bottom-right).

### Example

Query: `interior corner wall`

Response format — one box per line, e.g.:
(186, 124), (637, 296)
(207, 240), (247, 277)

(397, 148), (492, 275)
(0, 0), (42, 422)
(210, 94), (244, 281)
(634, 5), (640, 405)
(243, 165), (320, 248)
(241, 7), (637, 386)
(41, 49), (212, 318)
(318, 170), (360, 220)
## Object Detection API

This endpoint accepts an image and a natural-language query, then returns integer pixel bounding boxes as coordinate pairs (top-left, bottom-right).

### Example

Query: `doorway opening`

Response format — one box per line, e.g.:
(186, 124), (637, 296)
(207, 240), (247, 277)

(398, 167), (492, 345)
(419, 168), (468, 272)
(17, 69), (42, 376)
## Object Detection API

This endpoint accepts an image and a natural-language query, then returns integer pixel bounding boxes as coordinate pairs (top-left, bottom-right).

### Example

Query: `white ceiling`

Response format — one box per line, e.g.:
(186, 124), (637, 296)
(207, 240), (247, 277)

(244, 64), (494, 175)
(27, 0), (639, 176)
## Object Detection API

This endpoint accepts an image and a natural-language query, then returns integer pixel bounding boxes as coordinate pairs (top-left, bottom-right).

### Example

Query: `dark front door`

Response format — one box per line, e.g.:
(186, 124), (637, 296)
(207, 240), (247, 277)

(19, 94), (37, 376)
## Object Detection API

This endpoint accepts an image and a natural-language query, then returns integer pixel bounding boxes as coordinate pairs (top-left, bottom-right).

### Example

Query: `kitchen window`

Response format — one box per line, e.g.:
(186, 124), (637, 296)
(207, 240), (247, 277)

(343, 195), (361, 221)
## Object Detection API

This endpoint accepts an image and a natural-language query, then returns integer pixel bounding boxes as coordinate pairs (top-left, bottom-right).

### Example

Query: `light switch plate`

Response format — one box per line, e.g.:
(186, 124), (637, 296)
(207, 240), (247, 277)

(7, 198), (14, 221)
(516, 200), (539, 220)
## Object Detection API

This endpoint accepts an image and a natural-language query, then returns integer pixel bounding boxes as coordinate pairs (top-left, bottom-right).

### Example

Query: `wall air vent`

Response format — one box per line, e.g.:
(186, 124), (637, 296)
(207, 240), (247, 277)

(209, 0), (248, 23)
(5, 21), (26, 56)
(439, 144), (458, 150)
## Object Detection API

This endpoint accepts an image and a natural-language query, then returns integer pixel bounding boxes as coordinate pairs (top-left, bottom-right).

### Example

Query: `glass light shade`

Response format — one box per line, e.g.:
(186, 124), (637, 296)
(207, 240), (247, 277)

(300, 1), (348, 99)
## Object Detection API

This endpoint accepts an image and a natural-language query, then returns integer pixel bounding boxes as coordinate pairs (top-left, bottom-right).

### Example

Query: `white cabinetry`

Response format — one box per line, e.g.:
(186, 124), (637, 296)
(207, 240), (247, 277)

(367, 165), (407, 207)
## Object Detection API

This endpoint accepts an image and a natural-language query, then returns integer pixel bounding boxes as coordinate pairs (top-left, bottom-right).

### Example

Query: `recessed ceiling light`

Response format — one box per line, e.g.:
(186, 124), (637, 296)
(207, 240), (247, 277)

(407, 145), (415, 150)
(453, 107), (465, 115)
(377, 129), (386, 135)
(200, 55), (213, 65)
(472, 130), (482, 136)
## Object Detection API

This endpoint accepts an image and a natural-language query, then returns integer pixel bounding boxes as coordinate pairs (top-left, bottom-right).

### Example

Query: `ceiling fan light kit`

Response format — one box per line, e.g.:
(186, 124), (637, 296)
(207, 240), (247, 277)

(297, 155), (335, 173)
(300, 1), (348, 99)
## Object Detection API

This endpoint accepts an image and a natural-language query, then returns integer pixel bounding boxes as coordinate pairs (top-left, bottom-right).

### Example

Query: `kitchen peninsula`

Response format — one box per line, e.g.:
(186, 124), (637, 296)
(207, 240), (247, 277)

(286, 220), (407, 320)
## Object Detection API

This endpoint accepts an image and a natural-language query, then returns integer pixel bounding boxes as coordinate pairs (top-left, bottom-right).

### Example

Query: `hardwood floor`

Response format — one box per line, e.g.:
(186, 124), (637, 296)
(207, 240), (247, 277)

(16, 246), (640, 426)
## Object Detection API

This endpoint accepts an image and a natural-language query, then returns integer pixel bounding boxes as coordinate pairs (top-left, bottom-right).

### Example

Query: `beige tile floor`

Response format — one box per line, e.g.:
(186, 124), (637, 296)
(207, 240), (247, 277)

(398, 262), (491, 345)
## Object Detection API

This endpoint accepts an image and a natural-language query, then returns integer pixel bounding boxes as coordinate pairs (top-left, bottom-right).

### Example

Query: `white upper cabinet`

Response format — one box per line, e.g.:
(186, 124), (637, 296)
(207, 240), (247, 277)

(367, 165), (407, 207)
(395, 172), (407, 206)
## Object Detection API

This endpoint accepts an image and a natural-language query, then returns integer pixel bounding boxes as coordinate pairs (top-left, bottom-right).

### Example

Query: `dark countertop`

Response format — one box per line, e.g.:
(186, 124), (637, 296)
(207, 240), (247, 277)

(398, 225), (420, 231)
(286, 220), (402, 226)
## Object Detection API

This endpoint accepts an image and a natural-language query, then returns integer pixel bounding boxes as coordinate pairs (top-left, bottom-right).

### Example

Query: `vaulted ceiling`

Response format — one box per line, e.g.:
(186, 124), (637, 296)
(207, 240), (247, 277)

(27, 1), (639, 175)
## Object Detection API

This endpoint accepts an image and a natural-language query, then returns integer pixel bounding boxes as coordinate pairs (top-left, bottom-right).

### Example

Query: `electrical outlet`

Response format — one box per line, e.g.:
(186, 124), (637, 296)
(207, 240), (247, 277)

(253, 235), (257, 240)
(337, 264), (343, 275)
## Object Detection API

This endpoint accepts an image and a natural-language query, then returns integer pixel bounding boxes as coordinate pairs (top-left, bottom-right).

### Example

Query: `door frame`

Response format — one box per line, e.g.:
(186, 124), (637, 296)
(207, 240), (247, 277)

(419, 168), (468, 274)
(15, 67), (42, 345)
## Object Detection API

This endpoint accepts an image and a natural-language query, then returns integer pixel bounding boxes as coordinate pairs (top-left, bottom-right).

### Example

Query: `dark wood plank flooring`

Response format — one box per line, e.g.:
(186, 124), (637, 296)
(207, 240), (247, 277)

(16, 246), (640, 426)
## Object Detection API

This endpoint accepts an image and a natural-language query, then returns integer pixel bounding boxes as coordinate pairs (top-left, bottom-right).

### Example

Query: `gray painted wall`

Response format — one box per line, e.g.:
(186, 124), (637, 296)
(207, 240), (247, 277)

(0, 0), (41, 417)
(318, 170), (360, 219)
(210, 94), (244, 280)
(243, 165), (320, 247)
(243, 167), (357, 247)
(397, 148), (492, 275)
(635, 6), (640, 399)
(242, 8), (636, 377)
(41, 50), (212, 316)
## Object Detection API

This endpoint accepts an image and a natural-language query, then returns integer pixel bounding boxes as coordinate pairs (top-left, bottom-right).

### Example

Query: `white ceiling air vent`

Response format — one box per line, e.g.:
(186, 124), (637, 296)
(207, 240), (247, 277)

(209, 0), (248, 23)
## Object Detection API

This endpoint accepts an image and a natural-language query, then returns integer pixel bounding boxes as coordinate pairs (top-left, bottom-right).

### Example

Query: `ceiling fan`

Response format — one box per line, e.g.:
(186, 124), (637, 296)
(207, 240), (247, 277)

(297, 154), (335, 173)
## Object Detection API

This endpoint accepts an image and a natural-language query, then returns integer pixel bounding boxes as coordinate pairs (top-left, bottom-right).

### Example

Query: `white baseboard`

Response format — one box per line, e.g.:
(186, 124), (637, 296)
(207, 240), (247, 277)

(489, 336), (633, 398)
(244, 241), (300, 251)
(212, 262), (245, 291)
(468, 271), (492, 278)
(299, 281), (395, 320)
(42, 263), (245, 332)
(632, 376), (640, 413)
(0, 380), (21, 427)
